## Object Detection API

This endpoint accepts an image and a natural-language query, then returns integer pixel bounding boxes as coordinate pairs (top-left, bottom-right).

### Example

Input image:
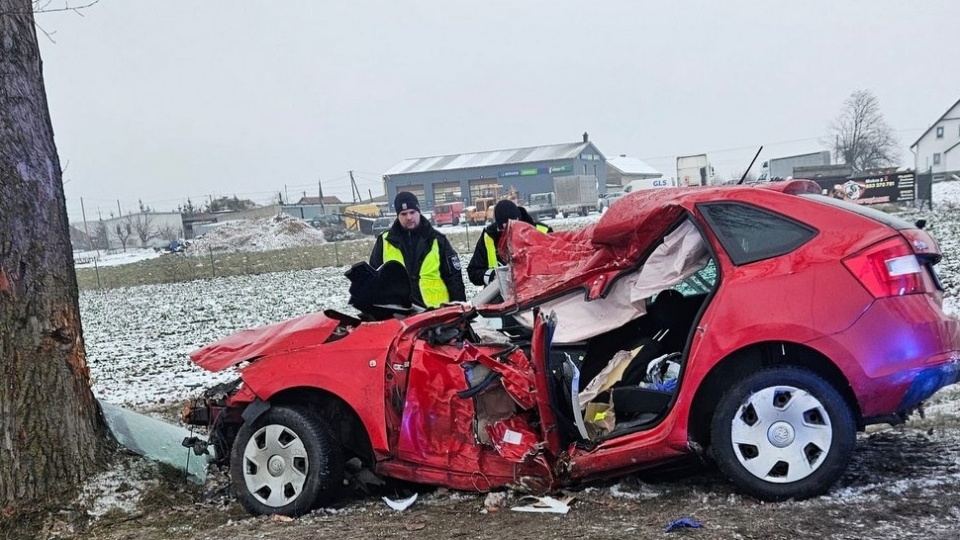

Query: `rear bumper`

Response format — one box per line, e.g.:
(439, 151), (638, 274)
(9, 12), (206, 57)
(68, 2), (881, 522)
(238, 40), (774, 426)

(809, 294), (960, 419)
(897, 359), (960, 412)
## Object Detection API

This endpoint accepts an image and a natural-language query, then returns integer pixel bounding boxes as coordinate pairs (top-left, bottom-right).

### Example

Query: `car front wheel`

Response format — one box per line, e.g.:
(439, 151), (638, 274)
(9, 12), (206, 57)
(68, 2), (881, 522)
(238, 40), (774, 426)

(710, 367), (855, 501)
(230, 405), (344, 516)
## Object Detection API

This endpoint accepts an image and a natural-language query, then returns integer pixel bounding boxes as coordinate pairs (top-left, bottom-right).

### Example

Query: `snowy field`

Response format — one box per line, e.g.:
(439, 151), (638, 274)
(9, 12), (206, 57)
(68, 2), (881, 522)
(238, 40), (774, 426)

(80, 184), (960, 409)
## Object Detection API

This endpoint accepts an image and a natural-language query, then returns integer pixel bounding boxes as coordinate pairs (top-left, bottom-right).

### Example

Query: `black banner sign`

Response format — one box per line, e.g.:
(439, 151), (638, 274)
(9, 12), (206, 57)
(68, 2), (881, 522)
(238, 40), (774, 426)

(813, 172), (916, 205)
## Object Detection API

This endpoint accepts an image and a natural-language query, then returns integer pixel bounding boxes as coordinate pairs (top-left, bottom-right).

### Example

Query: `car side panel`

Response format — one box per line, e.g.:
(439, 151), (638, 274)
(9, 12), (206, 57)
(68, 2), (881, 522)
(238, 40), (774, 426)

(392, 341), (528, 482)
(237, 320), (402, 456)
(703, 252), (878, 346)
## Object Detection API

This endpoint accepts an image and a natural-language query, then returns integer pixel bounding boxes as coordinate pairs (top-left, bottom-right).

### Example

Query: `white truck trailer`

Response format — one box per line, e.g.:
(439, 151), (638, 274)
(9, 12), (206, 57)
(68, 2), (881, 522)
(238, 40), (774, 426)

(676, 154), (714, 187)
(553, 175), (598, 217)
(757, 151), (831, 182)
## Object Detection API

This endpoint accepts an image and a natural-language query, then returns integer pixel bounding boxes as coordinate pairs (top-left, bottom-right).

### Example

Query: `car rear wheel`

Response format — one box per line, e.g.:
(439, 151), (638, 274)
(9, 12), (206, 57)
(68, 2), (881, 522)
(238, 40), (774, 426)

(230, 405), (344, 516)
(710, 367), (855, 501)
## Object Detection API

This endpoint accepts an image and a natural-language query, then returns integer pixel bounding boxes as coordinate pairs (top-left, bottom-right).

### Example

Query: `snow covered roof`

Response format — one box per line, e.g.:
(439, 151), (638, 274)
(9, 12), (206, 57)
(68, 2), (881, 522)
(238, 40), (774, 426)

(384, 141), (597, 176)
(606, 155), (662, 176)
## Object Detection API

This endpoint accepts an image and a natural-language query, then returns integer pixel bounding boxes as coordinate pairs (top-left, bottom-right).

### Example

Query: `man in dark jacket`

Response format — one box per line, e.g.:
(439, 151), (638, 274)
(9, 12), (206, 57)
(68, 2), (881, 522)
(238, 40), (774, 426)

(369, 192), (466, 308)
(467, 200), (518, 286)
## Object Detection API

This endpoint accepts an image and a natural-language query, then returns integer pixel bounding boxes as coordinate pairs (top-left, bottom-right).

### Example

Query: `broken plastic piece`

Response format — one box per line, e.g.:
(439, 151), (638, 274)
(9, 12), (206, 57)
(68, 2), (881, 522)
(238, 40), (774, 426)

(511, 495), (574, 514)
(664, 517), (703, 532)
(99, 400), (212, 484)
(382, 492), (418, 511)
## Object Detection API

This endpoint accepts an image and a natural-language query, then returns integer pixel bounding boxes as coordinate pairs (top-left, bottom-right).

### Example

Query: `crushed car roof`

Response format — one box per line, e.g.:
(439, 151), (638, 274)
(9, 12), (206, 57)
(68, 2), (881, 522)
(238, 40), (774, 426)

(497, 180), (821, 308)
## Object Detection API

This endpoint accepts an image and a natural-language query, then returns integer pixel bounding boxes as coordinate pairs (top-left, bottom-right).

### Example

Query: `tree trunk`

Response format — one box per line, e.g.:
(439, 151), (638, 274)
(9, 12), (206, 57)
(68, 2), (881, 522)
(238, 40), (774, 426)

(0, 0), (109, 513)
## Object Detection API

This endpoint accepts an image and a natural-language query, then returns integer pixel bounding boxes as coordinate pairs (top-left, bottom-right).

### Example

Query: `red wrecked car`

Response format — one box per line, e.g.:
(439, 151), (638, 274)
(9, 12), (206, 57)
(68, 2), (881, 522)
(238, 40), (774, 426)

(183, 179), (960, 516)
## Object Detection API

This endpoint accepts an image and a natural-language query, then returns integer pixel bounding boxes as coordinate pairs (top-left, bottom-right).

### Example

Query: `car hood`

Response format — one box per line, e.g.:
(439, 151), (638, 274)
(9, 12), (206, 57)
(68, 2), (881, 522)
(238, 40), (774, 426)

(494, 180), (820, 309)
(189, 311), (341, 371)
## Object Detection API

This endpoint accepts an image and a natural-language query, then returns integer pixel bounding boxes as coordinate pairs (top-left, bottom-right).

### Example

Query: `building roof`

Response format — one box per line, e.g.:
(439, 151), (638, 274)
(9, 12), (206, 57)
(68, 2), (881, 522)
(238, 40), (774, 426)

(295, 196), (344, 205)
(606, 155), (663, 176)
(384, 141), (598, 176)
(911, 97), (960, 148)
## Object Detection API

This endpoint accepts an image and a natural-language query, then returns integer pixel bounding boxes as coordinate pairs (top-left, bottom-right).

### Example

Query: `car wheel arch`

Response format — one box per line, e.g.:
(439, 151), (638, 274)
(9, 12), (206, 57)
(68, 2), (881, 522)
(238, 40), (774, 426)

(708, 366), (857, 500)
(230, 404), (345, 515)
(267, 386), (376, 465)
(686, 341), (863, 450)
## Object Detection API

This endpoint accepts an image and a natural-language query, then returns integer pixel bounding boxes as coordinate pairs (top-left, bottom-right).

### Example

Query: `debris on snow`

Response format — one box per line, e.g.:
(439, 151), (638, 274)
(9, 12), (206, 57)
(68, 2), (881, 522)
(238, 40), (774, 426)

(100, 401), (212, 483)
(483, 491), (507, 512)
(382, 493), (418, 511)
(664, 517), (703, 532)
(510, 495), (574, 514)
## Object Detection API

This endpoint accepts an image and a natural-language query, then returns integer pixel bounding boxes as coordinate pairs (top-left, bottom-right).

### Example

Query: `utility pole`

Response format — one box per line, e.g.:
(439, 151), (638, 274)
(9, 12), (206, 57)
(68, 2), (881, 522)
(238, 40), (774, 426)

(318, 176), (326, 215)
(349, 170), (361, 203)
(116, 200), (122, 218)
(81, 198), (94, 254)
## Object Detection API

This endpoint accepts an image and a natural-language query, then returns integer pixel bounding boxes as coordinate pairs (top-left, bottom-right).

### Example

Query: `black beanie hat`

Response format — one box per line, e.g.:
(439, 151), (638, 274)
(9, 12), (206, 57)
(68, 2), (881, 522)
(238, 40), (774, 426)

(494, 199), (520, 229)
(394, 191), (420, 214)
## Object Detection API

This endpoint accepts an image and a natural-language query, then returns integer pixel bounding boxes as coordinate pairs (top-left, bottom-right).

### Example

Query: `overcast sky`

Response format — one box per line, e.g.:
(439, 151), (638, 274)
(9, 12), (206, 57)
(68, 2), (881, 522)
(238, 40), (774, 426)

(36, 0), (960, 221)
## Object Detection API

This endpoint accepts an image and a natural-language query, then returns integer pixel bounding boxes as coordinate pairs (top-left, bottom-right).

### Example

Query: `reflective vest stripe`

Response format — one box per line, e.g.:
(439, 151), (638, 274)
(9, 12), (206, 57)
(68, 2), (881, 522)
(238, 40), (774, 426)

(483, 232), (498, 269)
(381, 232), (450, 307)
(535, 223), (549, 233)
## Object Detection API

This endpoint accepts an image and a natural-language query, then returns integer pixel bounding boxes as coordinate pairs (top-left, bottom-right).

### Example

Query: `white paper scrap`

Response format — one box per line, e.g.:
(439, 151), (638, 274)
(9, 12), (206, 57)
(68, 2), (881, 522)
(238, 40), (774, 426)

(382, 493), (418, 511)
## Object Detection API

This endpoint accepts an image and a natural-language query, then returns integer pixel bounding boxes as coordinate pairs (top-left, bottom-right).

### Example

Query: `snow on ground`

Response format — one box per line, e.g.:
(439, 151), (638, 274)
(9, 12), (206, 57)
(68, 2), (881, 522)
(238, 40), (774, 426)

(187, 213), (327, 254)
(82, 268), (353, 406)
(74, 213), (330, 271)
(74, 248), (161, 268)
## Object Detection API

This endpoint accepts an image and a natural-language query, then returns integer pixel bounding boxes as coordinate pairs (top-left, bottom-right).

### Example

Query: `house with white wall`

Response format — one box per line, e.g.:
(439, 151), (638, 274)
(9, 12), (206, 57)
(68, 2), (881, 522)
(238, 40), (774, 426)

(911, 97), (960, 181)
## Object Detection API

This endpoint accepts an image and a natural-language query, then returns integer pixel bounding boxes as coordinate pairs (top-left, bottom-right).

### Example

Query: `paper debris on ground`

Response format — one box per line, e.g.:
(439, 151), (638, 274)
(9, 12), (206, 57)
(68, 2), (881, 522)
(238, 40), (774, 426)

(382, 493), (418, 511)
(510, 495), (575, 514)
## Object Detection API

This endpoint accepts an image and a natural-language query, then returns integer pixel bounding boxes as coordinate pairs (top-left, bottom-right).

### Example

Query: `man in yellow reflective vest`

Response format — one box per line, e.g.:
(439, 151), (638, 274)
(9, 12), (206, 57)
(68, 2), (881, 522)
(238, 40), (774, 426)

(369, 192), (466, 308)
(467, 199), (552, 286)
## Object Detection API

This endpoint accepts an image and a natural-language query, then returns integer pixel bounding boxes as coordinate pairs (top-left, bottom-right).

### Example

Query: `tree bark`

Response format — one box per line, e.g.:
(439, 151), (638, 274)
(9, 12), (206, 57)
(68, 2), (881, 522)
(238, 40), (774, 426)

(0, 0), (109, 513)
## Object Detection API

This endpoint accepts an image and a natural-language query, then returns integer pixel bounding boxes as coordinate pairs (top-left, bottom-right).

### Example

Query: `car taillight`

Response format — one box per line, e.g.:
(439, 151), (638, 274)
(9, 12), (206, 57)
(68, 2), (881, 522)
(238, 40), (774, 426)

(842, 237), (927, 298)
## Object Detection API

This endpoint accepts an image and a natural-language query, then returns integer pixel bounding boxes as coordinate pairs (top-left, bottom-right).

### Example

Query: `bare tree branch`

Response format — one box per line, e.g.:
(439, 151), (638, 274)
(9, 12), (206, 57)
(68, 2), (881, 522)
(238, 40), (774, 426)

(825, 90), (899, 172)
(31, 0), (98, 15)
(1, 0), (96, 15)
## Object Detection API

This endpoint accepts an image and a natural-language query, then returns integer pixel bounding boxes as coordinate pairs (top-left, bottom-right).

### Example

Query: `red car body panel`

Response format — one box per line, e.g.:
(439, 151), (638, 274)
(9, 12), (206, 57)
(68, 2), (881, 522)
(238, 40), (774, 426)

(208, 316), (403, 456)
(190, 312), (344, 371)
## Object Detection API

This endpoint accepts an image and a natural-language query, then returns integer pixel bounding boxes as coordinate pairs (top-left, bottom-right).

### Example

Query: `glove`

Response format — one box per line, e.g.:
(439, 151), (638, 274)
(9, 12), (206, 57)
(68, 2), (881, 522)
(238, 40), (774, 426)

(484, 269), (496, 285)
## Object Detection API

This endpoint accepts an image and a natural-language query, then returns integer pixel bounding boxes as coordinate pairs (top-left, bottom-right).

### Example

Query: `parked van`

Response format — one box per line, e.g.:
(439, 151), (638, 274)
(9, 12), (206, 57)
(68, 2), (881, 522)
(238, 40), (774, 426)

(624, 177), (674, 193)
(432, 202), (464, 227)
